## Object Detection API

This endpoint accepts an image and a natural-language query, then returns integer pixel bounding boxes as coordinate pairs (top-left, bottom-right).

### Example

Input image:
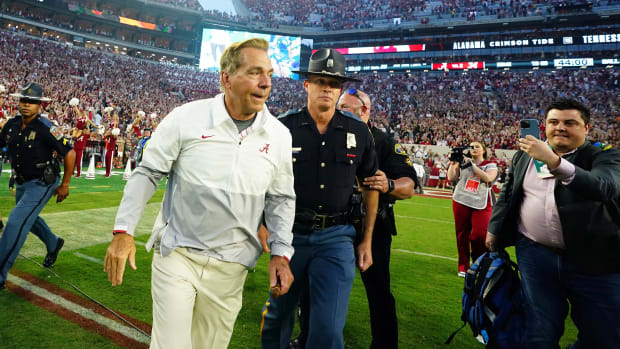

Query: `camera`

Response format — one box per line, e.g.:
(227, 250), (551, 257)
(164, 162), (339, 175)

(449, 146), (473, 168)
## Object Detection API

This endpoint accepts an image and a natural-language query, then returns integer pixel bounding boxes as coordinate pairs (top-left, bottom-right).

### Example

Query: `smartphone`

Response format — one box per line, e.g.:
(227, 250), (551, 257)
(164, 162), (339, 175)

(520, 119), (540, 139)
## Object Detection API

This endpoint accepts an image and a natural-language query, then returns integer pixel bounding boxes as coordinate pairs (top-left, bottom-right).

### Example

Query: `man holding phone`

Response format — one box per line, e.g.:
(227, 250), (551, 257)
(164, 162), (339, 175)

(519, 119), (540, 139)
(487, 98), (620, 348)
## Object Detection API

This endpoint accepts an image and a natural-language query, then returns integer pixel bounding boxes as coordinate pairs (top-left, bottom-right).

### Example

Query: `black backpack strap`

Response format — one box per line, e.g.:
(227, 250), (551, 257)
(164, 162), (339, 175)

(445, 322), (467, 344)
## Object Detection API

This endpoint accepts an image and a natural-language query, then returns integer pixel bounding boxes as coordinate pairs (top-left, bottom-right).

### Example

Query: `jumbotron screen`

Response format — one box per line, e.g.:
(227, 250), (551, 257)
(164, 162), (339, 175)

(199, 28), (302, 78)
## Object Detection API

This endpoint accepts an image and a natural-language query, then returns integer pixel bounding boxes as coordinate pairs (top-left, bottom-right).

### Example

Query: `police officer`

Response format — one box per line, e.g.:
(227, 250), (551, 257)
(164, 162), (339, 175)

(342, 89), (417, 348)
(260, 49), (379, 349)
(0, 82), (76, 291)
(290, 89), (418, 349)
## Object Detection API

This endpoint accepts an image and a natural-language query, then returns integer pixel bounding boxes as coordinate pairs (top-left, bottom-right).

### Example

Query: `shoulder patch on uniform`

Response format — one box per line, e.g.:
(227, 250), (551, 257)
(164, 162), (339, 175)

(339, 109), (362, 122)
(39, 116), (53, 128)
(278, 108), (303, 119)
(394, 143), (408, 155)
(50, 126), (63, 140)
(593, 142), (613, 151)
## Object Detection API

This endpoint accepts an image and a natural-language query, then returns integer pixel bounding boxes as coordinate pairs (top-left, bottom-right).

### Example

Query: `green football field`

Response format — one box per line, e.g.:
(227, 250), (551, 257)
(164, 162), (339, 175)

(0, 170), (577, 348)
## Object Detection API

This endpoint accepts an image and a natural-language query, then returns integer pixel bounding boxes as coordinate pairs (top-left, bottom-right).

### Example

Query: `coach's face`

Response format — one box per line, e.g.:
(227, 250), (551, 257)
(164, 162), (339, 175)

(545, 108), (590, 153)
(223, 47), (273, 120)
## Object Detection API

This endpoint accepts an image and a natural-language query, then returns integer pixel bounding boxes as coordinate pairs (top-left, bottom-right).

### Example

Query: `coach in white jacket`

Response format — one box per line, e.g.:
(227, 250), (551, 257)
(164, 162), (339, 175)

(103, 38), (295, 349)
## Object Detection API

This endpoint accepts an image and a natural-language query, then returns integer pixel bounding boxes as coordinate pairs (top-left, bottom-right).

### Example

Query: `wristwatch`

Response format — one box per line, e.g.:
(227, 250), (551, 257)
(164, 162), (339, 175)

(386, 178), (395, 193)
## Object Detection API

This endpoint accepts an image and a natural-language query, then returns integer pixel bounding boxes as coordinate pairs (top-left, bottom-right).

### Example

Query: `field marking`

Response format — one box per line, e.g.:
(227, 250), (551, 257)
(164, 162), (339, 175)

(135, 241), (146, 246)
(74, 252), (104, 265)
(400, 201), (451, 209)
(393, 248), (458, 262)
(395, 214), (454, 225)
(6, 273), (150, 345)
(19, 203), (161, 257)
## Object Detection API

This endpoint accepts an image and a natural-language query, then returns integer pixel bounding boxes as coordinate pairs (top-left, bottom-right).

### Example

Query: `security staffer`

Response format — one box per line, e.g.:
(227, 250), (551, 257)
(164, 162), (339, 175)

(290, 89), (418, 349)
(261, 49), (379, 349)
(0, 83), (75, 291)
(345, 89), (416, 348)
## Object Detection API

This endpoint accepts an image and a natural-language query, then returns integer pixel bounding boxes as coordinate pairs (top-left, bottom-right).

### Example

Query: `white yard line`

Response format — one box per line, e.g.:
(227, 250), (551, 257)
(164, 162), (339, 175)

(74, 252), (104, 265)
(6, 274), (151, 345)
(399, 201), (452, 209)
(393, 249), (458, 262)
(395, 214), (454, 225)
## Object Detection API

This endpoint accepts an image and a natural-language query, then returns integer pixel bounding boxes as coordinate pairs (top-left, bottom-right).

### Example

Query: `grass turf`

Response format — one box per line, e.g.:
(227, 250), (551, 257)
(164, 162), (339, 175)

(0, 172), (578, 348)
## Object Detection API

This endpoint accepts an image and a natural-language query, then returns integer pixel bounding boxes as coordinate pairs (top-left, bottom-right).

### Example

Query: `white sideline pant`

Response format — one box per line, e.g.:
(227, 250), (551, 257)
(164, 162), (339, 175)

(150, 248), (248, 349)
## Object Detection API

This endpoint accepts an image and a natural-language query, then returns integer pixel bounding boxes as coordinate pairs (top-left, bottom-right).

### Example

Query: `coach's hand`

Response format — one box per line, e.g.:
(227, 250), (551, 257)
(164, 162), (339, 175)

(104, 233), (137, 286)
(268, 256), (293, 297)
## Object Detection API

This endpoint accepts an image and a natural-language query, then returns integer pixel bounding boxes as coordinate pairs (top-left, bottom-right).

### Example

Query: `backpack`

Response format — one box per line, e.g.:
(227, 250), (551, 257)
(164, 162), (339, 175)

(446, 251), (525, 348)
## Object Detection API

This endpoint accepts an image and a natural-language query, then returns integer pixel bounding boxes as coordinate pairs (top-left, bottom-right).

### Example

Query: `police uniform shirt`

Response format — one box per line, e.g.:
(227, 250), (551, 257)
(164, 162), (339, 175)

(279, 108), (378, 214)
(371, 126), (418, 203)
(371, 126), (418, 235)
(0, 114), (72, 180)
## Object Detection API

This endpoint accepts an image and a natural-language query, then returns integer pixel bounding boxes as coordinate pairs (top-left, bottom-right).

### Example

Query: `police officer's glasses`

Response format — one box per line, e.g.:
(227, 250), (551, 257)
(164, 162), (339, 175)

(347, 89), (365, 107)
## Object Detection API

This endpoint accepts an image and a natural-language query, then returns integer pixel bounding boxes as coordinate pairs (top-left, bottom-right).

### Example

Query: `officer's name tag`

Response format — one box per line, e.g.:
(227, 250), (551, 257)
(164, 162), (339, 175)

(346, 132), (356, 149)
(533, 159), (554, 179)
(292, 147), (302, 154)
(465, 177), (480, 193)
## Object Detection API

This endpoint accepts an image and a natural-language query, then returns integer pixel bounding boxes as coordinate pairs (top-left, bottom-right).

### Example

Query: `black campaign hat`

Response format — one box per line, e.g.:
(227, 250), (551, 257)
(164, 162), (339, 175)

(293, 48), (360, 82)
(10, 82), (51, 102)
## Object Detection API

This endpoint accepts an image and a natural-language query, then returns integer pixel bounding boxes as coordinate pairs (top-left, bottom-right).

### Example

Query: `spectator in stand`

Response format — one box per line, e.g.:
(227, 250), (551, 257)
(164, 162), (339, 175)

(447, 141), (498, 277)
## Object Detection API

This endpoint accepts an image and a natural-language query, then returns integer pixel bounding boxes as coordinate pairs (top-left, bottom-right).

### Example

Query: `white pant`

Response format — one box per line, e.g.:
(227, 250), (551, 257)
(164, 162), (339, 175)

(150, 248), (248, 349)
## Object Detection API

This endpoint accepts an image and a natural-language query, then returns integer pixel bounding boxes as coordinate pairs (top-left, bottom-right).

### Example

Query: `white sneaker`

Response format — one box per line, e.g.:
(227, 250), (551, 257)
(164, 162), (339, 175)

(458, 271), (466, 278)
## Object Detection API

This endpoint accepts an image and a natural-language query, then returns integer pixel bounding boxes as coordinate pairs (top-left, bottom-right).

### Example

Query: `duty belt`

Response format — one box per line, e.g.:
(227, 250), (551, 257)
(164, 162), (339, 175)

(15, 174), (39, 185)
(294, 208), (350, 232)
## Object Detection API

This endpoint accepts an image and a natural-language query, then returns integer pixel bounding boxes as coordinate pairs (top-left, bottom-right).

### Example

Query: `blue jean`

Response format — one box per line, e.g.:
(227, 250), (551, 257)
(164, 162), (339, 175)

(516, 235), (620, 349)
(0, 178), (60, 284)
(261, 224), (356, 349)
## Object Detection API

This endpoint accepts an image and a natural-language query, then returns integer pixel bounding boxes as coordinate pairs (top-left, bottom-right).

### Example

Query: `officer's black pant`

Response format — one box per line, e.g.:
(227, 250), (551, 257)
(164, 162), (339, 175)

(361, 227), (398, 349)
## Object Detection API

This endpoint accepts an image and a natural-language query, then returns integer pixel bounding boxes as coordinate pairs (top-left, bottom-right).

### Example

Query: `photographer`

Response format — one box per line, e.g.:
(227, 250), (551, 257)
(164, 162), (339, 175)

(447, 141), (498, 277)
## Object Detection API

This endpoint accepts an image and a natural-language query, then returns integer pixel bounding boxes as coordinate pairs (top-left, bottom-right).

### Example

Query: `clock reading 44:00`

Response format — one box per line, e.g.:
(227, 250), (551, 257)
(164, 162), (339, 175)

(553, 58), (594, 67)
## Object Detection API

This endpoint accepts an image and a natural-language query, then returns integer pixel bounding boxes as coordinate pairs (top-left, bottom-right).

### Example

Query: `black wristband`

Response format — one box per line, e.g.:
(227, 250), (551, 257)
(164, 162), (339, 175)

(386, 178), (395, 193)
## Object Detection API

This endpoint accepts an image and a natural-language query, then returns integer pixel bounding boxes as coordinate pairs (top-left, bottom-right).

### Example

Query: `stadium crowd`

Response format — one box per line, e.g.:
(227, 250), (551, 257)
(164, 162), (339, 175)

(177, 0), (619, 29)
(6, 0), (619, 32)
(0, 29), (618, 166)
